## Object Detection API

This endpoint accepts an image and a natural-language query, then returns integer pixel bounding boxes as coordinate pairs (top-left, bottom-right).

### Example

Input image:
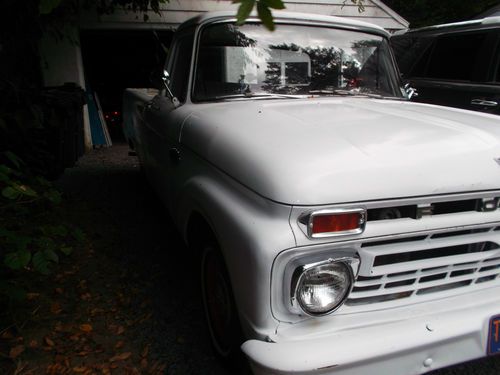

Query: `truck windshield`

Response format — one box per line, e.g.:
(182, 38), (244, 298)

(193, 23), (403, 101)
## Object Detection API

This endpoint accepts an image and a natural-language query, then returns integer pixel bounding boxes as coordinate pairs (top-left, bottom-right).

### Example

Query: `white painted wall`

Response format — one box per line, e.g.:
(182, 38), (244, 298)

(80, 0), (408, 31)
(39, 27), (92, 151)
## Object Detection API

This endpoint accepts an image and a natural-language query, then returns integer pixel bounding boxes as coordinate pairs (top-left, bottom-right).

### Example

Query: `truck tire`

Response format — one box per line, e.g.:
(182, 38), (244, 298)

(200, 244), (247, 369)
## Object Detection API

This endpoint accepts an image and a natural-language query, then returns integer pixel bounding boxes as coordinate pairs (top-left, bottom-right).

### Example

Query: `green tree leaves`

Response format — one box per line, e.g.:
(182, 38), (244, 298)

(234, 0), (286, 30)
(0, 153), (83, 281)
(4, 250), (32, 270)
(235, 0), (255, 25)
(257, 1), (276, 31)
(39, 0), (63, 15)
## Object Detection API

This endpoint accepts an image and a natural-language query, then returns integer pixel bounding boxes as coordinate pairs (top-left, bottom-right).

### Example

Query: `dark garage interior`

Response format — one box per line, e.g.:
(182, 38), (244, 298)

(80, 29), (174, 141)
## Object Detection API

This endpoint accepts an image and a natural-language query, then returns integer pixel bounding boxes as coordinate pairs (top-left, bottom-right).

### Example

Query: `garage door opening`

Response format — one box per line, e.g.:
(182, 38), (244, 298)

(80, 29), (174, 142)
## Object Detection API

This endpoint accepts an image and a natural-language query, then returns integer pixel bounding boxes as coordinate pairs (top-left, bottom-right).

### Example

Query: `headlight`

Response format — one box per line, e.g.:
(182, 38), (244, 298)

(292, 259), (356, 316)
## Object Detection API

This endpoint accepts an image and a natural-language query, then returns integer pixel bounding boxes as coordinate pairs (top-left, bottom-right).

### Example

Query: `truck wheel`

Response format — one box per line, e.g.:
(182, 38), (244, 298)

(201, 245), (245, 364)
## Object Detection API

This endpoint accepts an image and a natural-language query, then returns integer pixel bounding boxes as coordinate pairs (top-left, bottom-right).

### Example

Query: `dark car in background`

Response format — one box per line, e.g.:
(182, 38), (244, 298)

(391, 17), (500, 115)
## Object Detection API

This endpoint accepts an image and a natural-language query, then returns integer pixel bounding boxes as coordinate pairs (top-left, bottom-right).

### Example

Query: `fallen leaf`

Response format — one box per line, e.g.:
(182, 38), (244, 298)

(90, 308), (104, 316)
(109, 352), (132, 362)
(156, 364), (167, 373)
(139, 312), (152, 323)
(51, 302), (62, 314)
(141, 345), (149, 358)
(73, 367), (88, 373)
(46, 363), (66, 374)
(54, 322), (73, 333)
(115, 341), (125, 349)
(45, 336), (55, 347)
(76, 351), (90, 357)
(69, 334), (80, 341)
(55, 287), (64, 295)
(140, 357), (148, 369)
(108, 324), (117, 334)
(80, 293), (92, 301)
(127, 367), (141, 375)
(54, 354), (66, 363)
(29, 339), (39, 348)
(9, 345), (24, 359)
(26, 292), (40, 300)
(0, 330), (14, 339)
(116, 326), (125, 335)
(79, 324), (93, 333)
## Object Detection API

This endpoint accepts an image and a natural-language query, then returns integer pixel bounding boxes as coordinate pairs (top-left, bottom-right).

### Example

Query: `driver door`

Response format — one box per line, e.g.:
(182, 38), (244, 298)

(141, 31), (194, 213)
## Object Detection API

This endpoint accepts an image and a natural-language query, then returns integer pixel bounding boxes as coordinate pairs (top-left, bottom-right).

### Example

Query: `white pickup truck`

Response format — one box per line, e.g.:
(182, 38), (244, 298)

(123, 11), (500, 375)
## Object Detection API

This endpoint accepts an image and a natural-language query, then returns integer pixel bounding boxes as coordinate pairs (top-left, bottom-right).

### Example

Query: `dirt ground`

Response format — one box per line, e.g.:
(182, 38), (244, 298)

(1, 143), (500, 374)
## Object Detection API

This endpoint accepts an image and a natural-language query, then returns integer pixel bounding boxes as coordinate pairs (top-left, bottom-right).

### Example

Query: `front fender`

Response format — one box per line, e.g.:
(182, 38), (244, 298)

(175, 166), (296, 339)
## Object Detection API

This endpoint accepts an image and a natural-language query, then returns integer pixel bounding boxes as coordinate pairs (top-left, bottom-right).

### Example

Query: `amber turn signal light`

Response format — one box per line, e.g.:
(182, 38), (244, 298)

(307, 209), (366, 238)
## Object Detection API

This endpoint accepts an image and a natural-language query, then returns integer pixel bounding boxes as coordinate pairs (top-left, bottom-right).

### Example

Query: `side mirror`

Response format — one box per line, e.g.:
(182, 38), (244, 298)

(149, 68), (179, 107)
(404, 83), (418, 100)
(161, 70), (180, 107)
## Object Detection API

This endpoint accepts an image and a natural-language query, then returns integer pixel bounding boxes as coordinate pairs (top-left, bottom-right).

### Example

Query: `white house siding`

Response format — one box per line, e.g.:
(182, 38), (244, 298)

(79, 0), (408, 31)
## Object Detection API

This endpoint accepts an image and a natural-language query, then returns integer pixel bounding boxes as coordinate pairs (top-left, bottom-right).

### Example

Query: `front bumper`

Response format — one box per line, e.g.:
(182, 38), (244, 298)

(242, 287), (500, 375)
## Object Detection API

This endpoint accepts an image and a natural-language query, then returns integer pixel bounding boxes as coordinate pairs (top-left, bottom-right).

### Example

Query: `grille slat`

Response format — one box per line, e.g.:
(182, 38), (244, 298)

(350, 269), (500, 300)
(368, 249), (500, 277)
(349, 227), (500, 306)
(356, 256), (500, 288)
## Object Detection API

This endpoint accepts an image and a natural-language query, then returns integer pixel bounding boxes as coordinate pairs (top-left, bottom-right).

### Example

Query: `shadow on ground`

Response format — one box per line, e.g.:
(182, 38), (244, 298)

(55, 143), (232, 374)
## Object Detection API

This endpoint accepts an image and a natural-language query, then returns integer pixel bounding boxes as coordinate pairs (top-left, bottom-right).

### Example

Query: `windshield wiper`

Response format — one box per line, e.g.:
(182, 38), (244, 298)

(213, 93), (303, 101)
(308, 89), (405, 100)
(309, 89), (358, 96)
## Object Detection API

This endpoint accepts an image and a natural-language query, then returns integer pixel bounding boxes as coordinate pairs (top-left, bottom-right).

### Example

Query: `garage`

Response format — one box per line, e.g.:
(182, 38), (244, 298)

(80, 29), (173, 141)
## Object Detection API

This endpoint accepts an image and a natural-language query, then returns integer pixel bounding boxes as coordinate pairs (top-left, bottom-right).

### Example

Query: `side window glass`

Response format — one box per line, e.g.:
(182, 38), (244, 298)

(426, 32), (487, 81)
(391, 35), (433, 78)
(169, 34), (194, 102)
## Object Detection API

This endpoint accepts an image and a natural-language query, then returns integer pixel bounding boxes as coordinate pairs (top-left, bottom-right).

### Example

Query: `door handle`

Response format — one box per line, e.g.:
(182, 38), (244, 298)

(471, 99), (498, 107)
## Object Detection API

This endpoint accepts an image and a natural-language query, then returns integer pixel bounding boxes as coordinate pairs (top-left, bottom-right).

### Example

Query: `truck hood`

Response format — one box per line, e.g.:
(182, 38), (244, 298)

(181, 98), (500, 205)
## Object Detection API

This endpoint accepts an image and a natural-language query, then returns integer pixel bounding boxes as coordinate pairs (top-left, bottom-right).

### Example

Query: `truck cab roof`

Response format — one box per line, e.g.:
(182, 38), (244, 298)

(177, 10), (389, 38)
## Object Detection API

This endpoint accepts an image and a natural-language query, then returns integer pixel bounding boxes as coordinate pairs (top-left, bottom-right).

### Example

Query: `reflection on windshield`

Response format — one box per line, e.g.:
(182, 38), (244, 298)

(193, 23), (403, 101)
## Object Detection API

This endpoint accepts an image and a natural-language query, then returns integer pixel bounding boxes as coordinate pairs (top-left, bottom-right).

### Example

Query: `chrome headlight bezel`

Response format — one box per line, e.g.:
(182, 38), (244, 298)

(288, 255), (360, 317)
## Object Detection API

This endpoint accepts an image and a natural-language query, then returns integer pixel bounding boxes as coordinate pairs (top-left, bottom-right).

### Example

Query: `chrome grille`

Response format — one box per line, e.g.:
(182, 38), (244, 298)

(347, 226), (500, 306)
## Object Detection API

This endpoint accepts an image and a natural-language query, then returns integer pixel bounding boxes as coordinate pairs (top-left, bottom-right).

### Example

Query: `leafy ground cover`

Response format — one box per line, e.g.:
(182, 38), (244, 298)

(0, 144), (227, 375)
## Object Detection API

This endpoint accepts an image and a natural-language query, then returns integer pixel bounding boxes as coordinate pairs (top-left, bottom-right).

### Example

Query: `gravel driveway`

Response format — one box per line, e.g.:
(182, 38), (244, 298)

(57, 143), (230, 374)
(56, 143), (500, 375)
